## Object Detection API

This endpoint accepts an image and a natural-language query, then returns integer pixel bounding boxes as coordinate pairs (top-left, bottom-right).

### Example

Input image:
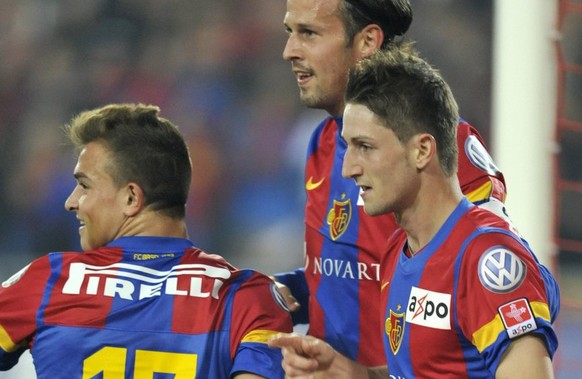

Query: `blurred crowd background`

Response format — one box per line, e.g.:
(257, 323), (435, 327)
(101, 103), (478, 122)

(0, 0), (493, 276)
(1, 0), (582, 378)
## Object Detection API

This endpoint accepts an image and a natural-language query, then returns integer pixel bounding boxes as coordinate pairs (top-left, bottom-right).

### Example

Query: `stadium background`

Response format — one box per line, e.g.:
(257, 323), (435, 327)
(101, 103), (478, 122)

(0, 0), (580, 377)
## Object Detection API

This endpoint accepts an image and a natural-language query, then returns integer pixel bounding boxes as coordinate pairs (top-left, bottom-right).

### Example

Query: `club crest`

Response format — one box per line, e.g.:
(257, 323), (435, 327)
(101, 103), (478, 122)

(327, 195), (352, 240)
(385, 309), (406, 355)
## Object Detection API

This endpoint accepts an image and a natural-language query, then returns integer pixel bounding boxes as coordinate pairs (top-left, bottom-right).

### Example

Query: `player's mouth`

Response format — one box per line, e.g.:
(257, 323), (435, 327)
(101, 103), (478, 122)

(359, 185), (372, 199)
(77, 218), (86, 231)
(293, 70), (314, 86)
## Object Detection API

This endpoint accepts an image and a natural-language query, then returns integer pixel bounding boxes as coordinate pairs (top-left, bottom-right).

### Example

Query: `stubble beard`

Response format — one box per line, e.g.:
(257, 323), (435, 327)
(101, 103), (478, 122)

(299, 87), (323, 109)
(299, 86), (342, 116)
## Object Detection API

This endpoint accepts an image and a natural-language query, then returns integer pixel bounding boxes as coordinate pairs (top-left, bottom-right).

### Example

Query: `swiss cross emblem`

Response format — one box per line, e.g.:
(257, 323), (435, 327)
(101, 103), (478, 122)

(498, 298), (538, 339)
(327, 195), (352, 240)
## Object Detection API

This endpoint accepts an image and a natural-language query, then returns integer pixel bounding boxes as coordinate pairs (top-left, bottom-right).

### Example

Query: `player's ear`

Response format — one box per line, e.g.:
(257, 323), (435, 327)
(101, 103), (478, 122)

(356, 24), (384, 59)
(414, 133), (436, 170)
(123, 182), (145, 217)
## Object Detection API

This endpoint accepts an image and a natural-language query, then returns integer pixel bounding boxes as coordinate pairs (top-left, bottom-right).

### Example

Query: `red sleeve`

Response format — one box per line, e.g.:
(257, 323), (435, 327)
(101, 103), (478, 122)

(0, 256), (52, 351)
(229, 272), (293, 358)
(457, 120), (506, 203)
(456, 231), (552, 353)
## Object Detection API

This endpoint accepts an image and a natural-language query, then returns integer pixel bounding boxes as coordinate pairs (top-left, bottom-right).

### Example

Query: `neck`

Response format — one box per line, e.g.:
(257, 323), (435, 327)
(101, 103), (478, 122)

(117, 210), (189, 239)
(397, 176), (463, 254)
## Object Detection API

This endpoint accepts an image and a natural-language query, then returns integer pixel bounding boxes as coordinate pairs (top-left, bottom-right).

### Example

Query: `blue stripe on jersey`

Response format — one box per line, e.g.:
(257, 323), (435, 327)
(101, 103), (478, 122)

(221, 269), (254, 332)
(32, 325), (231, 378)
(316, 117), (363, 359)
(385, 199), (471, 375)
(106, 258), (177, 331)
(37, 253), (63, 327)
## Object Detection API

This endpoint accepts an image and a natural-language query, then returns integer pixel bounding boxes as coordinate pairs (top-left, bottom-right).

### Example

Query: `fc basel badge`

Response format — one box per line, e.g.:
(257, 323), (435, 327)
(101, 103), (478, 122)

(386, 309), (406, 355)
(327, 195), (351, 240)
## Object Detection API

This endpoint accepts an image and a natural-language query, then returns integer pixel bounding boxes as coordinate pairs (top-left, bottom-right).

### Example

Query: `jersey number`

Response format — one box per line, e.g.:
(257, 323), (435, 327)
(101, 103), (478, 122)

(83, 346), (198, 378)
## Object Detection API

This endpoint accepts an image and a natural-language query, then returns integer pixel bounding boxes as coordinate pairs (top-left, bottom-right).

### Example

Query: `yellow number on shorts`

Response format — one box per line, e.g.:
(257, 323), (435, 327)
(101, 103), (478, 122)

(83, 346), (198, 378)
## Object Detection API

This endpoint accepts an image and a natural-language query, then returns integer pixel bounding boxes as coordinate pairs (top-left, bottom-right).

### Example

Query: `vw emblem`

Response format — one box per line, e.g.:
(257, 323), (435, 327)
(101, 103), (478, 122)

(478, 247), (526, 293)
(465, 135), (501, 176)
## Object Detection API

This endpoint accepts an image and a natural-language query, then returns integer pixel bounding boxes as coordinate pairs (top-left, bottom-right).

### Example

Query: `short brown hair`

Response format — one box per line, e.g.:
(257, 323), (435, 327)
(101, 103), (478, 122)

(65, 103), (192, 218)
(345, 43), (459, 176)
(339, 0), (413, 49)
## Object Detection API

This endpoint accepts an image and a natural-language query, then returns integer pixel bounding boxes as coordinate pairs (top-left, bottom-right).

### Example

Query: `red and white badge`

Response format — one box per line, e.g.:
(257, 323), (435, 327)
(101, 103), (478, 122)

(498, 298), (538, 339)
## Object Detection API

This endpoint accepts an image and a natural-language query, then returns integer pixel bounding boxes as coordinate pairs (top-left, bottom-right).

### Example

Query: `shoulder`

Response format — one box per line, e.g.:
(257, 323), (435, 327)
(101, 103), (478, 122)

(310, 116), (337, 142)
(457, 209), (538, 283)
(456, 119), (503, 179)
(190, 249), (237, 270)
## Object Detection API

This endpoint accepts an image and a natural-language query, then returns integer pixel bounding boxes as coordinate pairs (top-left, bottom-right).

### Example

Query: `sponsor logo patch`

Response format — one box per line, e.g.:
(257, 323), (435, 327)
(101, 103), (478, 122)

(478, 247), (526, 293)
(305, 176), (325, 191)
(465, 135), (501, 176)
(327, 195), (351, 240)
(62, 262), (231, 301)
(270, 282), (290, 312)
(498, 298), (538, 339)
(406, 287), (451, 330)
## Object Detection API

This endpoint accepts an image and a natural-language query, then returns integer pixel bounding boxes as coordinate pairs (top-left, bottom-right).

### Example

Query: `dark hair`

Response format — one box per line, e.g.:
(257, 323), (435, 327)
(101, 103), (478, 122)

(65, 103), (192, 218)
(339, 0), (413, 49)
(345, 43), (459, 176)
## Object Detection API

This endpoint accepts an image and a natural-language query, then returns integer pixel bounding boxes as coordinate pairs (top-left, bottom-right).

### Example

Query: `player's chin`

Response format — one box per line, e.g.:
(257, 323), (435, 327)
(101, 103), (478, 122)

(79, 234), (94, 251)
(79, 239), (91, 251)
(363, 204), (383, 217)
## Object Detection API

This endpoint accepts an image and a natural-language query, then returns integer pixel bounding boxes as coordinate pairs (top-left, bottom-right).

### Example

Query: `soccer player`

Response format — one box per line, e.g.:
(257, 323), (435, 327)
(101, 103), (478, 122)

(273, 0), (509, 367)
(0, 104), (292, 378)
(269, 45), (560, 378)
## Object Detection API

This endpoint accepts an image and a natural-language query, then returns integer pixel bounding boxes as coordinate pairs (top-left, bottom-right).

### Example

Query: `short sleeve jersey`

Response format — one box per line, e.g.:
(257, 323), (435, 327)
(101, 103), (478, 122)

(381, 199), (559, 378)
(276, 116), (507, 366)
(0, 236), (292, 378)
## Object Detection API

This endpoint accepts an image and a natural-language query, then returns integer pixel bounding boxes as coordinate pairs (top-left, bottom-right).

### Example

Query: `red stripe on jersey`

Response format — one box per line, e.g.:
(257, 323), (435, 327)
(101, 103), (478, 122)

(43, 247), (123, 328)
(355, 206), (398, 365)
(304, 118), (336, 340)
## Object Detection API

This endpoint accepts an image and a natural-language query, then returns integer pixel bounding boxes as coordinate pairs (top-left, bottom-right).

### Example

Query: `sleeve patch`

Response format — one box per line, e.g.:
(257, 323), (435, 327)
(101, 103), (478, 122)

(478, 247), (526, 293)
(465, 135), (501, 176)
(498, 298), (538, 339)
(270, 282), (290, 313)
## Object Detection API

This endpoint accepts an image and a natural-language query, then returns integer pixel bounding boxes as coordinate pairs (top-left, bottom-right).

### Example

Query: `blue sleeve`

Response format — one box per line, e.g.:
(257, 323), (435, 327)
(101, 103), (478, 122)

(273, 268), (309, 325)
(232, 342), (286, 379)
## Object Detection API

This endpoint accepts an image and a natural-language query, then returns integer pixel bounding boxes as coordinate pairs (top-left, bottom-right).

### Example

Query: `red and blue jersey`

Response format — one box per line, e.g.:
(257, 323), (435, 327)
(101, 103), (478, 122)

(275, 116), (507, 366)
(0, 236), (292, 378)
(381, 198), (559, 377)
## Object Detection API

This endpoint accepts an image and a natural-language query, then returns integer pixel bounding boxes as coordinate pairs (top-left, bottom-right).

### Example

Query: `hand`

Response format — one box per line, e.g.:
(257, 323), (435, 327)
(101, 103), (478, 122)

(268, 333), (336, 378)
(271, 278), (301, 312)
